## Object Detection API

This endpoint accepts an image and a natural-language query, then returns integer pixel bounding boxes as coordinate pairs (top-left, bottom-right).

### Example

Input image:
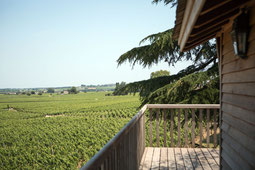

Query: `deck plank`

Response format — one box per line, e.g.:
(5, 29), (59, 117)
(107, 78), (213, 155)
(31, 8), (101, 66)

(168, 148), (177, 169)
(151, 147), (160, 169)
(201, 148), (219, 170)
(140, 147), (219, 170)
(187, 148), (203, 170)
(214, 148), (219, 155)
(139, 147), (148, 170)
(160, 148), (168, 170)
(194, 148), (212, 170)
(181, 148), (193, 170)
(175, 148), (185, 169)
(142, 147), (154, 169)
(208, 148), (220, 165)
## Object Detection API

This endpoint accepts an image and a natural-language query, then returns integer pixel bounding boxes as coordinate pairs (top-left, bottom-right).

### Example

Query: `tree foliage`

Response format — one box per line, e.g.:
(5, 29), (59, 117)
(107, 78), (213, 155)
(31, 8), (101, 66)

(116, 29), (218, 105)
(150, 70), (170, 79)
(117, 28), (216, 69)
(47, 88), (55, 93)
(113, 82), (128, 95)
(142, 63), (219, 106)
(116, 1), (219, 106)
(117, 29), (185, 68)
(115, 56), (217, 105)
(152, 0), (177, 7)
(68, 86), (79, 94)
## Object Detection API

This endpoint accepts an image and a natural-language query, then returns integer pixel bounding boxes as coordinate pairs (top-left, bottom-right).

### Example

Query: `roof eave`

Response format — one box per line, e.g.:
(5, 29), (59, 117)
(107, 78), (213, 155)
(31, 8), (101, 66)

(177, 0), (206, 52)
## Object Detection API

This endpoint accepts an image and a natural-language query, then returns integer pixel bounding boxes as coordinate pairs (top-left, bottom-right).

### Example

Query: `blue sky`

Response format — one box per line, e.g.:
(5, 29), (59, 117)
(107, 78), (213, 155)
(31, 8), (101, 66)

(0, 0), (192, 88)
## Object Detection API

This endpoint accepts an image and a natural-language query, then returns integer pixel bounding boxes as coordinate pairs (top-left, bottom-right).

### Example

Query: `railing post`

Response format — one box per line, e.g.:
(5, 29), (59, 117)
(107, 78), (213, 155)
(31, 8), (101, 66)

(214, 109), (217, 148)
(206, 109), (210, 148)
(177, 109), (181, 147)
(170, 109), (174, 147)
(163, 109), (167, 147)
(192, 109), (195, 148)
(199, 109), (203, 147)
(149, 109), (152, 147)
(156, 109), (159, 147)
(185, 109), (188, 147)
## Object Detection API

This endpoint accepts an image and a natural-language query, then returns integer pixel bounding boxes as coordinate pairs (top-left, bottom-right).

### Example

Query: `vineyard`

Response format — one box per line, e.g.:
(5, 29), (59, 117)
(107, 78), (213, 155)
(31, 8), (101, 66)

(0, 92), (140, 169)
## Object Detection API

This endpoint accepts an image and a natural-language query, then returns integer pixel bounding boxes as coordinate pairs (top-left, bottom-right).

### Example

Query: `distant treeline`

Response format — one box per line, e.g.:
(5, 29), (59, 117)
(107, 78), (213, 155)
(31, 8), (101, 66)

(0, 84), (116, 94)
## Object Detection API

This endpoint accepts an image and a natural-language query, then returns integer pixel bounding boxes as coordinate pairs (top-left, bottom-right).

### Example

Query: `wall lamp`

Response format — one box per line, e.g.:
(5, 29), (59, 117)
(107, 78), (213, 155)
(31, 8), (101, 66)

(230, 8), (249, 59)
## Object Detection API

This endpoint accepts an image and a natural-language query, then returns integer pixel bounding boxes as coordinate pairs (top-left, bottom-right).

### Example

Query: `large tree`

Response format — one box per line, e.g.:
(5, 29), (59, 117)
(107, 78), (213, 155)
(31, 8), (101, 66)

(115, 3), (219, 106)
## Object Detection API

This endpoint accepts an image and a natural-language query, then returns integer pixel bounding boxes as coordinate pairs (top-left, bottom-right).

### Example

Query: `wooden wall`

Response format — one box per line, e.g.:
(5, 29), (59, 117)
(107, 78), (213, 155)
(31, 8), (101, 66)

(220, 4), (255, 170)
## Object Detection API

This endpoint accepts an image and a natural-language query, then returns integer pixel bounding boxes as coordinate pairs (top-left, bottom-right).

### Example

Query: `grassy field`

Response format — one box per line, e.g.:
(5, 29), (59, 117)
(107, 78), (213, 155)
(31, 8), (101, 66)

(0, 92), (140, 169)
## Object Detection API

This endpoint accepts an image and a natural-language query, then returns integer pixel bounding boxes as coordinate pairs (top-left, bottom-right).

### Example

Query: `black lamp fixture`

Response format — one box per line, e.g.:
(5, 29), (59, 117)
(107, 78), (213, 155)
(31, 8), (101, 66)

(230, 8), (249, 59)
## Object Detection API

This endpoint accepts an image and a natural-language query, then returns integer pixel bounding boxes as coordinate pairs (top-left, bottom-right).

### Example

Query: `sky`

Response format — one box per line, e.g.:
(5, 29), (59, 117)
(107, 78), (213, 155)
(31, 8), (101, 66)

(0, 0), (192, 88)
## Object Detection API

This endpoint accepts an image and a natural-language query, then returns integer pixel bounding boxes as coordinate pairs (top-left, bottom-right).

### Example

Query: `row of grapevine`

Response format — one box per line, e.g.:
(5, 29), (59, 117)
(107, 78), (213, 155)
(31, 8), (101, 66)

(0, 92), (140, 169)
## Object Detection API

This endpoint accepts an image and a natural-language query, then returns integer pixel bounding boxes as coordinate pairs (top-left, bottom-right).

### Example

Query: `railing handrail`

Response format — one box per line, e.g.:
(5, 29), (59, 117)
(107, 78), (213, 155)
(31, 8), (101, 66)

(81, 105), (147, 170)
(147, 104), (220, 109)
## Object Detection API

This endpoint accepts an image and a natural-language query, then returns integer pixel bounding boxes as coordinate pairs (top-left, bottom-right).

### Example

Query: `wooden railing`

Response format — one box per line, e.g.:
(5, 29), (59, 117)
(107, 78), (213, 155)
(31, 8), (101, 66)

(81, 105), (147, 170)
(146, 104), (220, 148)
(81, 104), (220, 170)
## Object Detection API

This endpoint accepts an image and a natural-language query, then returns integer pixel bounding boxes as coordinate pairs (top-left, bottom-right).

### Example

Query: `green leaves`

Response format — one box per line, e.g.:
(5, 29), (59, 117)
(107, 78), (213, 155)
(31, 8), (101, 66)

(115, 56), (217, 106)
(117, 29), (184, 68)
(152, 0), (177, 7)
(143, 63), (219, 105)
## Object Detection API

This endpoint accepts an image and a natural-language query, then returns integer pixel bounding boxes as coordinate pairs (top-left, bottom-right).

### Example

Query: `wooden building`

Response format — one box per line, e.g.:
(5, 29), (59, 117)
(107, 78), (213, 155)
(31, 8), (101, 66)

(173, 0), (255, 169)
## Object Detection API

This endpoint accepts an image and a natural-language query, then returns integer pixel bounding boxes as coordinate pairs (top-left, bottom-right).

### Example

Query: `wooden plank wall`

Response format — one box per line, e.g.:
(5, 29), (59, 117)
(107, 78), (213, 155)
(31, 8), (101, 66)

(220, 4), (255, 169)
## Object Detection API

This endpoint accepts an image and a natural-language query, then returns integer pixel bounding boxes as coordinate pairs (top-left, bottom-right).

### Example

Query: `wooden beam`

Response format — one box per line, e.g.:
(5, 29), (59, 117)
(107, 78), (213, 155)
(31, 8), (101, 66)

(179, 0), (206, 52)
(200, 0), (231, 15)
(187, 28), (221, 44)
(195, 0), (247, 28)
(178, 0), (195, 45)
(184, 34), (216, 51)
(190, 19), (229, 37)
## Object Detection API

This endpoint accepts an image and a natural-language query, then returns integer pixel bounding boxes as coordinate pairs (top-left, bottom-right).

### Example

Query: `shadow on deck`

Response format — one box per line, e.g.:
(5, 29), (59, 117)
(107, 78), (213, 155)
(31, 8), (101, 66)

(140, 147), (219, 170)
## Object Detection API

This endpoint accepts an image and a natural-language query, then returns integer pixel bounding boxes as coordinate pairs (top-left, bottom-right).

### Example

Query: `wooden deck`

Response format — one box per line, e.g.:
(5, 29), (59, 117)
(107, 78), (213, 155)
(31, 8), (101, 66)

(139, 147), (219, 170)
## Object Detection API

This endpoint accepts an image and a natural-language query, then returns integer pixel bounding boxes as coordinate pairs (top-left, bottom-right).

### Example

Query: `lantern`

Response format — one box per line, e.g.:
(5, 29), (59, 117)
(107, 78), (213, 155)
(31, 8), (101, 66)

(230, 9), (249, 59)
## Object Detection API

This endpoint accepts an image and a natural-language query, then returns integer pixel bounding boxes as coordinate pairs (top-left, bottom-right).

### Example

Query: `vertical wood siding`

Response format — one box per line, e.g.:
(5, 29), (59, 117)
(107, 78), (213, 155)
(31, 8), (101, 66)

(220, 4), (255, 169)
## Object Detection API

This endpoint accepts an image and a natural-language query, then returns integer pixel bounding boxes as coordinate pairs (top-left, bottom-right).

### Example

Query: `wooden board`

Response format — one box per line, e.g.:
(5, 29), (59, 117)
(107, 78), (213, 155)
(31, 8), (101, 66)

(222, 112), (255, 139)
(151, 147), (160, 169)
(208, 148), (220, 165)
(201, 148), (219, 169)
(222, 82), (255, 97)
(140, 147), (219, 170)
(222, 68), (255, 83)
(222, 132), (255, 168)
(160, 148), (168, 170)
(222, 93), (255, 112)
(187, 148), (203, 170)
(142, 147), (154, 169)
(168, 148), (176, 169)
(194, 148), (212, 170)
(139, 147), (148, 170)
(181, 148), (194, 170)
(174, 148), (185, 169)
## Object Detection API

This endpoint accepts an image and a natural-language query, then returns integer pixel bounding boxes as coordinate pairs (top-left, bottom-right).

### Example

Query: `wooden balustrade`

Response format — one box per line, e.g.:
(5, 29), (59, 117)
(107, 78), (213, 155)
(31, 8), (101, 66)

(81, 104), (220, 170)
(146, 104), (220, 148)
(81, 105), (147, 170)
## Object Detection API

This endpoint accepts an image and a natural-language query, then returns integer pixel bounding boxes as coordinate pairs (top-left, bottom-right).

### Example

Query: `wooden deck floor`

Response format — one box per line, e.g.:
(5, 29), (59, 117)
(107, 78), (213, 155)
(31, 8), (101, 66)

(139, 147), (219, 170)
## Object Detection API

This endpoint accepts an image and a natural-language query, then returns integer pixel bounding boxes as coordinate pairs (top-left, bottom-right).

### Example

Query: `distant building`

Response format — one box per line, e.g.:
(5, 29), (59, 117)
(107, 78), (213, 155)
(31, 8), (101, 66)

(63, 90), (69, 94)
(8, 92), (16, 95)
(88, 87), (96, 90)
